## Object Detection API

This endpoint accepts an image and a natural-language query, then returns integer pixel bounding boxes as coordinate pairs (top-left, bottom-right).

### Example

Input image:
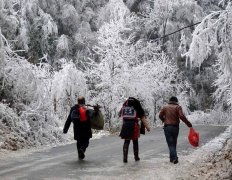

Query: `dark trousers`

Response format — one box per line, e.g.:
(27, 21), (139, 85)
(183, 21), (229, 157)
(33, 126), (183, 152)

(123, 139), (139, 154)
(163, 125), (179, 161)
(76, 138), (90, 152)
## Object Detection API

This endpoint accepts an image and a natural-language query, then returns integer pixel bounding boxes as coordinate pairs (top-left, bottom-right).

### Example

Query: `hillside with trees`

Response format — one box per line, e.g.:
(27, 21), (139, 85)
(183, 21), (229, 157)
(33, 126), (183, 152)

(0, 0), (231, 155)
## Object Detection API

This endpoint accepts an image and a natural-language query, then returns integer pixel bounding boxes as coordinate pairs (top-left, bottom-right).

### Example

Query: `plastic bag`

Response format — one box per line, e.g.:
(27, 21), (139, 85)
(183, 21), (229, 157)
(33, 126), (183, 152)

(188, 127), (199, 147)
(90, 110), (104, 130)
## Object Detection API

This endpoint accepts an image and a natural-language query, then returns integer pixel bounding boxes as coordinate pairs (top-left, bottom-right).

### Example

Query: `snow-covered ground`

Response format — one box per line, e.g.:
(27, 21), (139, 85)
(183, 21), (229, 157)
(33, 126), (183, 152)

(177, 125), (232, 179)
(187, 110), (231, 126)
(176, 111), (232, 179)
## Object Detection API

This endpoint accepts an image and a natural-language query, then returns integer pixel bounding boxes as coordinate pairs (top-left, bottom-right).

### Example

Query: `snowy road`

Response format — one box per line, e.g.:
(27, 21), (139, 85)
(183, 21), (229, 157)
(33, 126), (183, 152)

(0, 125), (227, 180)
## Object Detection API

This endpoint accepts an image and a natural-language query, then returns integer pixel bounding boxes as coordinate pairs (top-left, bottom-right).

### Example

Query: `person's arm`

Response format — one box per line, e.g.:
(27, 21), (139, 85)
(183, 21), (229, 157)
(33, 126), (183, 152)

(177, 106), (192, 127)
(141, 116), (150, 132)
(93, 105), (100, 115)
(118, 106), (123, 118)
(159, 108), (165, 122)
(63, 108), (72, 133)
(133, 99), (150, 131)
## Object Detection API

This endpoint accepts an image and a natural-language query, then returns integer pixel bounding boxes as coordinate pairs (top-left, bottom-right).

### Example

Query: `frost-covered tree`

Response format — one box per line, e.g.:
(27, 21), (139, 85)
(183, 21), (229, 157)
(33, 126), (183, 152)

(97, 0), (130, 26)
(0, 29), (5, 76)
(0, 34), (66, 150)
(196, 0), (222, 13)
(1, 17), (88, 150)
(0, 0), (110, 66)
(89, 8), (189, 128)
(59, 4), (80, 35)
(0, 0), (102, 151)
(51, 60), (87, 119)
(56, 34), (69, 59)
(23, 2), (58, 63)
(139, 0), (220, 111)
(0, 0), (19, 40)
(2, 0), (227, 151)
(185, 2), (232, 110)
(143, 0), (204, 52)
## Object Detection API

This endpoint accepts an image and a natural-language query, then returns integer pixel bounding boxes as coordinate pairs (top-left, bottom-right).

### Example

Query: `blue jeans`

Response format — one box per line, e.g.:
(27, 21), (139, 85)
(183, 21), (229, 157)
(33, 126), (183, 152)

(164, 125), (179, 161)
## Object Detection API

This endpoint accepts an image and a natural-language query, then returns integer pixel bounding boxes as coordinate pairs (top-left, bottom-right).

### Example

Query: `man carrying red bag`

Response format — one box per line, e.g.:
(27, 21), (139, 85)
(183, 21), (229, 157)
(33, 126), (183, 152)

(159, 96), (193, 164)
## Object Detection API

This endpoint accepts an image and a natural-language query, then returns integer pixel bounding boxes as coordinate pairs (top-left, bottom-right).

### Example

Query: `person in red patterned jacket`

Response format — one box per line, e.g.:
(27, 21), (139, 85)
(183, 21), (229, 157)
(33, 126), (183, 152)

(119, 97), (150, 163)
(159, 96), (192, 164)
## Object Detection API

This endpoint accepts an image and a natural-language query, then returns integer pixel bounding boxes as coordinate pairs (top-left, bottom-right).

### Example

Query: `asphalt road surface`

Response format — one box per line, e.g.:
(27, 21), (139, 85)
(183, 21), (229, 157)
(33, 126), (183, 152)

(0, 125), (227, 180)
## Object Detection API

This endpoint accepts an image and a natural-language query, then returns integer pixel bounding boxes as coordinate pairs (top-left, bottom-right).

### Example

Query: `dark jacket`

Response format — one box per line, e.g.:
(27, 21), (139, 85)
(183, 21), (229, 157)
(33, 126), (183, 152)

(159, 101), (192, 127)
(63, 105), (93, 140)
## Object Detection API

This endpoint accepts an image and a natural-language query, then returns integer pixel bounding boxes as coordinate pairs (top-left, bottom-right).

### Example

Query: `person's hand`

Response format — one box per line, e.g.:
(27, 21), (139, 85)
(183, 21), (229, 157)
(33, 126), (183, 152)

(146, 127), (150, 132)
(94, 105), (99, 112)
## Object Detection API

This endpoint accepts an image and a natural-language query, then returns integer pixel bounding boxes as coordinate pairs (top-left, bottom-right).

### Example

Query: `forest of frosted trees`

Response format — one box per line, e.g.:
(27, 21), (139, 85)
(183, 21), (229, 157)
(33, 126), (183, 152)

(0, 0), (231, 150)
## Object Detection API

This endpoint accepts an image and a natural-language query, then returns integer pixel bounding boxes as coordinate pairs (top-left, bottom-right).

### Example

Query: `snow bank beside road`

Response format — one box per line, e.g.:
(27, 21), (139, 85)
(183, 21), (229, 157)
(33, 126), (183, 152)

(177, 125), (232, 179)
(187, 110), (232, 126)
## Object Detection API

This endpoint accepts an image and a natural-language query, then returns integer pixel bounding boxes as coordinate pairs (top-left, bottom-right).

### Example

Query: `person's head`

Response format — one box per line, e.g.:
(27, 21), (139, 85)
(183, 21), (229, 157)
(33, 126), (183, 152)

(124, 97), (139, 107)
(78, 96), (85, 105)
(127, 97), (135, 106)
(169, 96), (178, 103)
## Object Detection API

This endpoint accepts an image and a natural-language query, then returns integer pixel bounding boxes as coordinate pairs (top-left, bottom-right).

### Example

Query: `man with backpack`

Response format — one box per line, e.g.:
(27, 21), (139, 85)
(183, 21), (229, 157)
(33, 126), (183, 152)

(159, 96), (192, 164)
(119, 97), (150, 163)
(63, 96), (98, 160)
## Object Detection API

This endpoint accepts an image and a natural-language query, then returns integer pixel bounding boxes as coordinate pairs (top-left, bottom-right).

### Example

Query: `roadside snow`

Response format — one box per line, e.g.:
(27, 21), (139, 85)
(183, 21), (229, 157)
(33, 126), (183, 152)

(92, 130), (110, 140)
(187, 110), (231, 126)
(176, 125), (232, 179)
(0, 130), (109, 160)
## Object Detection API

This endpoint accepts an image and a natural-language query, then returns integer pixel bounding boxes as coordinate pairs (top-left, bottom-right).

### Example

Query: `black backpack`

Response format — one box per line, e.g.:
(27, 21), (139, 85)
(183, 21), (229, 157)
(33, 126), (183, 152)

(71, 108), (80, 121)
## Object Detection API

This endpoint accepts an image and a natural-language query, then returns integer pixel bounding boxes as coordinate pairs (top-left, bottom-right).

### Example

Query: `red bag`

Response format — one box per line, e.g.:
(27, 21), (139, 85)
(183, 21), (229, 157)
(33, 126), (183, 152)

(188, 127), (199, 147)
(79, 106), (87, 122)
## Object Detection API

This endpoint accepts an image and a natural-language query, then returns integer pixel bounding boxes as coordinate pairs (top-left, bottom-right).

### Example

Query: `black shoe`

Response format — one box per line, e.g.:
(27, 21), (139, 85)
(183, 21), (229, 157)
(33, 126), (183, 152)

(135, 156), (140, 161)
(134, 150), (140, 161)
(172, 159), (178, 164)
(123, 159), (128, 163)
(78, 149), (85, 160)
(123, 148), (128, 163)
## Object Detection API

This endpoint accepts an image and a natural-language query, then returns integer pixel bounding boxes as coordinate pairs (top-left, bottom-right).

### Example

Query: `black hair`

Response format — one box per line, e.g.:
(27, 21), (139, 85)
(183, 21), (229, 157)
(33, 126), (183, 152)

(78, 96), (85, 105)
(169, 96), (178, 102)
(124, 97), (145, 117)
